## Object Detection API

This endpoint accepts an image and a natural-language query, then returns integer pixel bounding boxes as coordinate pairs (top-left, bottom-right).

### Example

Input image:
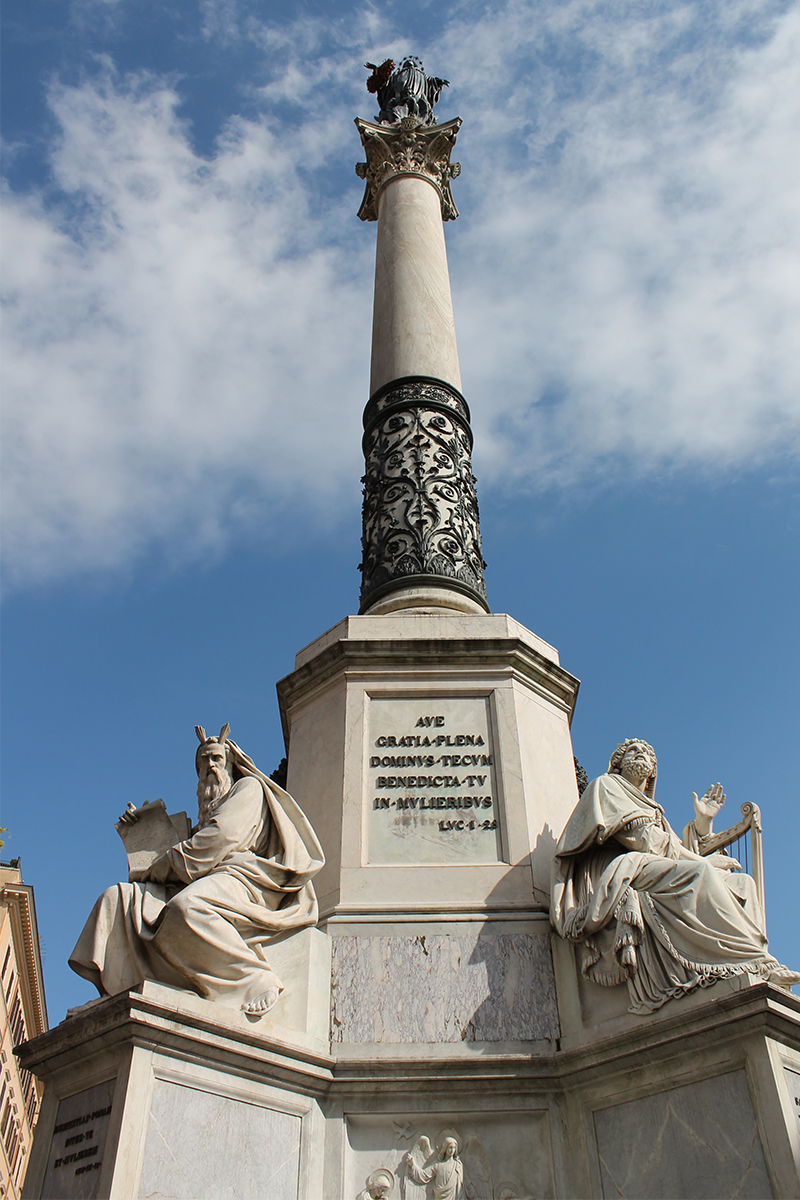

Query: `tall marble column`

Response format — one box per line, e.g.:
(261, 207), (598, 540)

(355, 117), (489, 616)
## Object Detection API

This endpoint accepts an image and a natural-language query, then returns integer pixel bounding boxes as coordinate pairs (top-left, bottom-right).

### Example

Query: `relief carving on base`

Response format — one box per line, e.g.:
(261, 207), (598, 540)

(356, 1128), (524, 1200)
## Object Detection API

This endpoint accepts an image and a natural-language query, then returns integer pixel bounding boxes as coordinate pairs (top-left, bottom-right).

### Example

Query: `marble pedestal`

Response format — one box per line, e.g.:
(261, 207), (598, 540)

(276, 610), (580, 1058)
(277, 610), (580, 916)
(18, 608), (800, 1197)
(18, 972), (800, 1199)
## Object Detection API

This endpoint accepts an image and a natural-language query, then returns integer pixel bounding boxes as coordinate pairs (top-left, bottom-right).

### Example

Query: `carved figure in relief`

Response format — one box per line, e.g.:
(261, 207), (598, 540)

(69, 725), (324, 1014)
(551, 739), (799, 1013)
(366, 56), (449, 126)
(357, 1167), (396, 1199)
(403, 1135), (463, 1200)
(399, 1129), (506, 1200)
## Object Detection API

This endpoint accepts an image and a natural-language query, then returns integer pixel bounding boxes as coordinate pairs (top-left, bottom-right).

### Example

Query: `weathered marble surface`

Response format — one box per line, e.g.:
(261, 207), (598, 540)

(593, 1069), (772, 1199)
(39, 1079), (115, 1200)
(331, 931), (559, 1043)
(138, 1080), (301, 1200)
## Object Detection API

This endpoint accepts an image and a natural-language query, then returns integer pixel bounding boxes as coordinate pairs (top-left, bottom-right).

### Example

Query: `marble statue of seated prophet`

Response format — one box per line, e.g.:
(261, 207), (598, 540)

(70, 725), (324, 1015)
(551, 739), (799, 1014)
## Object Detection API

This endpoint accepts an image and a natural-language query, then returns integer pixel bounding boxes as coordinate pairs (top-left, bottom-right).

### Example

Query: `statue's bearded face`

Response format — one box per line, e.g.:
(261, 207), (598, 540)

(619, 743), (656, 787)
(196, 742), (233, 819)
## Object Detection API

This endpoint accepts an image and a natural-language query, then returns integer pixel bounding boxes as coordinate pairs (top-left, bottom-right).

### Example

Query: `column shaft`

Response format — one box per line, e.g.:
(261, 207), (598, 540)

(355, 116), (487, 615)
(370, 176), (461, 396)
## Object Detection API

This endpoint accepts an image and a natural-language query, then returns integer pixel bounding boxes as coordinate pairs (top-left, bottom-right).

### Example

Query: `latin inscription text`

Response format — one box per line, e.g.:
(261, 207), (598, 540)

(368, 700), (503, 864)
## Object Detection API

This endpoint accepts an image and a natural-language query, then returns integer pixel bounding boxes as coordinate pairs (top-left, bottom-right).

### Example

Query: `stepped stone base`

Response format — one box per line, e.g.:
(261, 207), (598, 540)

(18, 969), (800, 1199)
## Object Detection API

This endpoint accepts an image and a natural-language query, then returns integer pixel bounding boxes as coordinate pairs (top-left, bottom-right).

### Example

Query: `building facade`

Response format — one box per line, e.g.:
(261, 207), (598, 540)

(0, 863), (47, 1200)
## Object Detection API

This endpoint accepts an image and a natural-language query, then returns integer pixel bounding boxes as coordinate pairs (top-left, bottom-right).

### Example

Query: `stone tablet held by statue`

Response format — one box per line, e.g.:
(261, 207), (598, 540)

(114, 799), (190, 876)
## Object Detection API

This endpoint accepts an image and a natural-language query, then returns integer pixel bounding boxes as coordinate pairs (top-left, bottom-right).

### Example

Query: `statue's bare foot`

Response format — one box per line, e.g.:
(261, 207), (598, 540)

(768, 965), (800, 989)
(241, 987), (279, 1015)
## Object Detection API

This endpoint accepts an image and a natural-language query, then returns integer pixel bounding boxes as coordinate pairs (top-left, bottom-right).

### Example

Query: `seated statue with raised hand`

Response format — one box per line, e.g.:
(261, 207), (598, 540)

(551, 739), (798, 1015)
(682, 781), (764, 931)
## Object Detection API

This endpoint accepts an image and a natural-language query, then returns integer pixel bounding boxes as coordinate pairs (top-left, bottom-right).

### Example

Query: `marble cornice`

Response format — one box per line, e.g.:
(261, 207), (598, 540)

(2, 882), (47, 1038)
(281, 633), (582, 705)
(16, 989), (335, 1097)
(329, 982), (800, 1092)
(16, 980), (800, 1104)
(554, 981), (800, 1082)
(277, 634), (581, 749)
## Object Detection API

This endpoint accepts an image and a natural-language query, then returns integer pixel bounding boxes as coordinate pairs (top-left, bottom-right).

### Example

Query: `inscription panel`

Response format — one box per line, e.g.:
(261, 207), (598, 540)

(41, 1079), (115, 1200)
(785, 1067), (800, 1139)
(367, 696), (502, 865)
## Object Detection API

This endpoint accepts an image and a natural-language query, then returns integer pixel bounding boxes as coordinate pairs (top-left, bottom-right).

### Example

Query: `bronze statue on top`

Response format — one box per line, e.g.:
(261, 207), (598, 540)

(365, 56), (449, 126)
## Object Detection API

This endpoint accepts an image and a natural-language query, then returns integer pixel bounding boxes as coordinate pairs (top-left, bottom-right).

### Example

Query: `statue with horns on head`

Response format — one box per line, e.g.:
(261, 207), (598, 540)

(69, 724), (324, 1015)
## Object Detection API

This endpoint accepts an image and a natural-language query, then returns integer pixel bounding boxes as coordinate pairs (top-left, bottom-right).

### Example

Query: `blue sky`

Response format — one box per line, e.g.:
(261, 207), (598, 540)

(2, 0), (799, 1024)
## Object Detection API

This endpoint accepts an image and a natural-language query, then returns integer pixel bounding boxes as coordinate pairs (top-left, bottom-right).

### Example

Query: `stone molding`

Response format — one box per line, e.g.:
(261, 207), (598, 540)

(276, 631), (582, 749)
(359, 376), (488, 613)
(355, 117), (462, 222)
(1, 876), (48, 1040)
(19, 979), (798, 1087)
(363, 375), (471, 442)
(17, 981), (800, 1198)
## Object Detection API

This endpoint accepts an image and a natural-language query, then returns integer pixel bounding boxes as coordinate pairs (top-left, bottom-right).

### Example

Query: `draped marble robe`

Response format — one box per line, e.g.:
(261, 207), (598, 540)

(70, 742), (324, 1010)
(551, 772), (797, 1014)
(405, 1146), (464, 1200)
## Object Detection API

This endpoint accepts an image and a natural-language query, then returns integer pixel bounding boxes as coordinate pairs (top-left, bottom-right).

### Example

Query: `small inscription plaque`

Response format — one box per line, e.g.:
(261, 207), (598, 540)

(785, 1067), (800, 1136)
(41, 1079), (115, 1200)
(367, 697), (503, 864)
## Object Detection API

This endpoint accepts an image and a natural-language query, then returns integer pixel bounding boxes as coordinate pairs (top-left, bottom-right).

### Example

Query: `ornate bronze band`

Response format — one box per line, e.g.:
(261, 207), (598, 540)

(359, 376), (488, 611)
(363, 376), (472, 447)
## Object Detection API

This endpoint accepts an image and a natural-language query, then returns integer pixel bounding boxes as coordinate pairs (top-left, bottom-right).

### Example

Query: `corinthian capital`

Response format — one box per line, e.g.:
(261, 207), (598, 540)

(355, 116), (462, 222)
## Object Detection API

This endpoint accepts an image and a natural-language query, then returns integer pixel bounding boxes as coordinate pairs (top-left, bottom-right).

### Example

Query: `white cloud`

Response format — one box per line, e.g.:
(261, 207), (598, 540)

(3, 2), (799, 585)
(2, 68), (373, 585)
(440, 0), (800, 485)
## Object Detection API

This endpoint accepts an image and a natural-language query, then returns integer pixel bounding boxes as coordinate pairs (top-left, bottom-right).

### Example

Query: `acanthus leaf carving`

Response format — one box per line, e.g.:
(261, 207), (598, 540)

(355, 117), (462, 222)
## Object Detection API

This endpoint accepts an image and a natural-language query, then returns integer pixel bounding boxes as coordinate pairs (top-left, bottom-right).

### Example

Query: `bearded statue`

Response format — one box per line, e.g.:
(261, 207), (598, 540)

(551, 739), (799, 1013)
(70, 724), (324, 1015)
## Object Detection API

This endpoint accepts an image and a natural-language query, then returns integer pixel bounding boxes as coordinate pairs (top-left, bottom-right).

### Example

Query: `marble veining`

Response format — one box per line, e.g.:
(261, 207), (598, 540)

(138, 1081), (301, 1200)
(593, 1070), (772, 1199)
(331, 931), (559, 1043)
